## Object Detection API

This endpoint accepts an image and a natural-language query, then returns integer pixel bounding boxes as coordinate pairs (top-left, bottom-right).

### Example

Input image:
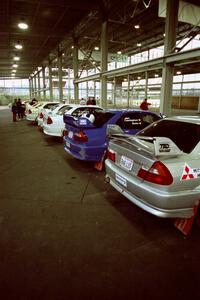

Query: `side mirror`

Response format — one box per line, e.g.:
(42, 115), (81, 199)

(107, 124), (124, 138)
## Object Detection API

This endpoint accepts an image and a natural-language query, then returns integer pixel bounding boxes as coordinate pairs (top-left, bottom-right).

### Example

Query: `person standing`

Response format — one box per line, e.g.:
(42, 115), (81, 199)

(11, 99), (18, 122)
(16, 98), (22, 119)
(140, 98), (151, 110)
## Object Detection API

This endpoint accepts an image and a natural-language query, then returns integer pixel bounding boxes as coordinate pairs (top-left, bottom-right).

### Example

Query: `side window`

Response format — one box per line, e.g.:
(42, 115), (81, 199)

(116, 113), (142, 130)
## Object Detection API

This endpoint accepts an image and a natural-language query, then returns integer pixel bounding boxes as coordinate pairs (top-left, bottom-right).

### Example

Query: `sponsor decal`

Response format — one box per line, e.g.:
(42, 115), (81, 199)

(79, 119), (87, 125)
(159, 143), (170, 153)
(181, 164), (194, 180)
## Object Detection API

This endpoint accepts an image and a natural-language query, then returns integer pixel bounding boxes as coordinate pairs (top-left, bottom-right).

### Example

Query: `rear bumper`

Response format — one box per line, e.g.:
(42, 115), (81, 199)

(64, 139), (106, 161)
(43, 124), (63, 137)
(26, 114), (37, 121)
(105, 160), (199, 218)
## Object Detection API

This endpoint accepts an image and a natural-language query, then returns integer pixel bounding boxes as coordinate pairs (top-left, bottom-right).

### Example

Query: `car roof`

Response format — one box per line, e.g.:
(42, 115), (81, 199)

(164, 115), (200, 125)
(104, 108), (158, 114)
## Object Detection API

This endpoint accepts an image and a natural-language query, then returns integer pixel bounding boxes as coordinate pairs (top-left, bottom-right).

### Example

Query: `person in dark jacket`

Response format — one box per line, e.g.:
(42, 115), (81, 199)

(16, 98), (22, 119)
(11, 99), (18, 122)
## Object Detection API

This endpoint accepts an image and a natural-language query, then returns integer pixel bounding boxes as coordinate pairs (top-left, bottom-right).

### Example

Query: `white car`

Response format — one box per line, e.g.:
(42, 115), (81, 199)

(37, 102), (64, 127)
(43, 104), (103, 137)
(26, 101), (59, 123)
(38, 103), (71, 128)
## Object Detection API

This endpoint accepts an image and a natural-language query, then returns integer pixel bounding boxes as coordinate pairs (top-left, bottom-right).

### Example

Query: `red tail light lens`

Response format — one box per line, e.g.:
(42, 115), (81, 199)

(39, 112), (43, 118)
(47, 117), (53, 124)
(73, 130), (88, 142)
(63, 130), (68, 136)
(107, 149), (116, 162)
(137, 161), (173, 185)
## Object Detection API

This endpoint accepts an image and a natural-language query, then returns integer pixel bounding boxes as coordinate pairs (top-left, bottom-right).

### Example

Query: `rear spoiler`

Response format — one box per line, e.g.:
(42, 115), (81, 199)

(63, 115), (95, 128)
(137, 135), (183, 157)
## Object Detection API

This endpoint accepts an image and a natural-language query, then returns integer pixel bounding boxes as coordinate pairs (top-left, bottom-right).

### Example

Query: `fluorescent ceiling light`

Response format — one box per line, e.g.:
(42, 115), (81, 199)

(134, 25), (140, 29)
(176, 71), (182, 75)
(18, 22), (28, 30)
(15, 42), (23, 50)
(12, 64), (18, 68)
(154, 74), (159, 77)
(13, 56), (20, 61)
(137, 43), (142, 47)
(117, 51), (122, 54)
(94, 46), (99, 50)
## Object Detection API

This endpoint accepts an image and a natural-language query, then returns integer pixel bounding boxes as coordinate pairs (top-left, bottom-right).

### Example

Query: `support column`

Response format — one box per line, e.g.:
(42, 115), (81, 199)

(42, 67), (46, 100)
(58, 53), (63, 103)
(94, 81), (96, 99)
(37, 72), (41, 100)
(179, 74), (184, 109)
(101, 19), (108, 108)
(86, 80), (89, 99)
(29, 78), (32, 99)
(34, 76), (37, 98)
(160, 0), (179, 116)
(145, 71), (148, 99)
(73, 43), (79, 103)
(127, 75), (130, 108)
(67, 68), (71, 102)
(49, 62), (53, 100)
(112, 78), (116, 107)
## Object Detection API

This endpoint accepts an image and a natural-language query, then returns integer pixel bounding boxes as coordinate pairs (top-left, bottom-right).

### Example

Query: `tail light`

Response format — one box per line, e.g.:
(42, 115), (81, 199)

(39, 112), (43, 118)
(63, 129), (68, 136)
(73, 130), (88, 142)
(47, 117), (53, 124)
(107, 149), (116, 162)
(137, 161), (173, 185)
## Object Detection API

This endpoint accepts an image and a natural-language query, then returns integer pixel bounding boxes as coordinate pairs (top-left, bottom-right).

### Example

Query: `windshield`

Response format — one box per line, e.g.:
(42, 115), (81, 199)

(138, 119), (200, 153)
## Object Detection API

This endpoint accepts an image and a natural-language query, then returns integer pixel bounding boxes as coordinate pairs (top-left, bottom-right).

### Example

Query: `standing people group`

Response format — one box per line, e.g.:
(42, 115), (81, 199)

(11, 98), (25, 122)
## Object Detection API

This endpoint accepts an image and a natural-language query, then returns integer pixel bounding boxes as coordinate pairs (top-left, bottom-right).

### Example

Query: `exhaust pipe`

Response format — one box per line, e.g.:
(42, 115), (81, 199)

(105, 175), (110, 183)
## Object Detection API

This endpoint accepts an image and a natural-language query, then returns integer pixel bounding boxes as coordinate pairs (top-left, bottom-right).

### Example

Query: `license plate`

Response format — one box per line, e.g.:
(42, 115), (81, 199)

(115, 173), (127, 187)
(66, 142), (70, 148)
(68, 131), (73, 138)
(120, 155), (133, 171)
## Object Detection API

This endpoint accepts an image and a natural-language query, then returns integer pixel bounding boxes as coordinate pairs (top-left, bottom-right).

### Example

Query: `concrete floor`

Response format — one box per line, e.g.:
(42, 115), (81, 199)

(0, 107), (200, 300)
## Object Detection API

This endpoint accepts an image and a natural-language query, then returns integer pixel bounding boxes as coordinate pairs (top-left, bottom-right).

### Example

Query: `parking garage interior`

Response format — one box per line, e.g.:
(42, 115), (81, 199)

(0, 0), (200, 299)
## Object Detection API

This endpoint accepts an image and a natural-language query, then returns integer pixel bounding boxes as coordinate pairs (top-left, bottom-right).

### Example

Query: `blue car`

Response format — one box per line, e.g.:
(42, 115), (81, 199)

(63, 109), (161, 162)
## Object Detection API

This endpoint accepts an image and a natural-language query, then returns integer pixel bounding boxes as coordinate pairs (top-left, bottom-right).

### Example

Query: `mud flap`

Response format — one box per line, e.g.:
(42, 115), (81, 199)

(174, 200), (200, 235)
(94, 150), (107, 171)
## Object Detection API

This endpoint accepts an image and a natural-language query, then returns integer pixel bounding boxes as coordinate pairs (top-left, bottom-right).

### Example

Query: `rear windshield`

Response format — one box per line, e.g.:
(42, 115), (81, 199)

(44, 103), (58, 109)
(138, 119), (200, 153)
(57, 106), (73, 115)
(93, 111), (115, 127)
